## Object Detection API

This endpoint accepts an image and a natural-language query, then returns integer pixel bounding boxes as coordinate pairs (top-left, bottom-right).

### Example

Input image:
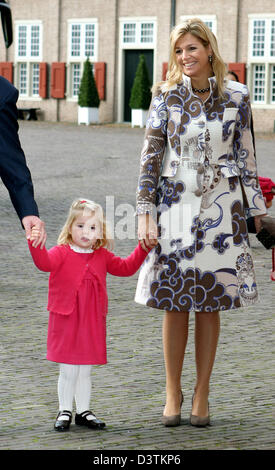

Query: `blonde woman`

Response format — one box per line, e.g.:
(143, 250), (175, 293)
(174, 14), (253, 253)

(28, 198), (150, 432)
(135, 19), (266, 427)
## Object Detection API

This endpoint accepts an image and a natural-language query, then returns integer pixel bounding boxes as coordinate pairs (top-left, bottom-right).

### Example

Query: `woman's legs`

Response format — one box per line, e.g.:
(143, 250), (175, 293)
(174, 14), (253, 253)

(162, 310), (189, 416)
(162, 310), (220, 419)
(192, 311), (220, 417)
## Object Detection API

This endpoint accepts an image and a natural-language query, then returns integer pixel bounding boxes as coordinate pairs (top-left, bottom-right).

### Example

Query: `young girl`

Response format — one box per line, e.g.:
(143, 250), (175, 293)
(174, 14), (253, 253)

(28, 198), (152, 432)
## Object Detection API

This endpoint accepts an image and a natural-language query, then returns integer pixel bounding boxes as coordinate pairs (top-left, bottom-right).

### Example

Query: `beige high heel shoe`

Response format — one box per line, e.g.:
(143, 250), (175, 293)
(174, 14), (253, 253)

(190, 393), (210, 427)
(162, 391), (183, 427)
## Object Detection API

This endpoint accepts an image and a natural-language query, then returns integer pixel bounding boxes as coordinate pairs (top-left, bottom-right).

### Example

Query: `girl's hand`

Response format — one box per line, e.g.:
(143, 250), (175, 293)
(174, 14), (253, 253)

(138, 213), (158, 252)
(23, 215), (47, 249)
(30, 225), (44, 247)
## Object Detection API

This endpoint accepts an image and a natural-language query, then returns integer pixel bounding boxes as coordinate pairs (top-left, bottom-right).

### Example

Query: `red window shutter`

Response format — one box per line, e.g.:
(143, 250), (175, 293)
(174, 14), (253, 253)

(162, 62), (168, 81)
(94, 62), (106, 100)
(228, 63), (246, 84)
(51, 62), (66, 98)
(39, 62), (47, 98)
(0, 62), (13, 83)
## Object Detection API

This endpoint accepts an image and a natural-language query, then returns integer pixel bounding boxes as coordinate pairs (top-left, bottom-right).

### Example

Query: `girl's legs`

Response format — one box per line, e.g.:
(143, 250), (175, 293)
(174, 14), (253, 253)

(57, 363), (79, 419)
(162, 310), (189, 416)
(58, 364), (93, 418)
(75, 365), (92, 415)
(192, 311), (220, 417)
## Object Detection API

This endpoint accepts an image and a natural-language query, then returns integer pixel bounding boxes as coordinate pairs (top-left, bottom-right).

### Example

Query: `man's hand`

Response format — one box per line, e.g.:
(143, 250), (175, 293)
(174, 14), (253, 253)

(22, 215), (46, 248)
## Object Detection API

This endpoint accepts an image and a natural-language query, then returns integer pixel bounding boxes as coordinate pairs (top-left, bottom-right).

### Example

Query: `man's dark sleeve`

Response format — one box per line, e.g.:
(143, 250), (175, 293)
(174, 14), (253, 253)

(0, 80), (39, 221)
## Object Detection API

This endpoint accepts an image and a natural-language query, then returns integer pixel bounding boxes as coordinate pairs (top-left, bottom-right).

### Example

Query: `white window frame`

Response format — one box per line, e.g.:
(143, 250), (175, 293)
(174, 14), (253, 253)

(248, 14), (275, 107)
(67, 19), (98, 101)
(118, 17), (157, 121)
(180, 15), (217, 36)
(120, 17), (157, 49)
(14, 20), (43, 100)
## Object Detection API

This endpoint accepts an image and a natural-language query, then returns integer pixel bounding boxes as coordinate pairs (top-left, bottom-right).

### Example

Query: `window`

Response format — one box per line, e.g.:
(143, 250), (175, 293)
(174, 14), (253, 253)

(71, 24), (81, 57)
(270, 65), (275, 103)
(32, 63), (40, 96)
(180, 15), (217, 36)
(68, 20), (97, 60)
(270, 20), (275, 56)
(121, 19), (156, 47)
(16, 22), (42, 60)
(253, 64), (266, 103)
(71, 63), (81, 98)
(15, 21), (42, 98)
(141, 23), (154, 43)
(252, 20), (265, 57)
(18, 63), (27, 95)
(248, 16), (275, 104)
(67, 19), (98, 99)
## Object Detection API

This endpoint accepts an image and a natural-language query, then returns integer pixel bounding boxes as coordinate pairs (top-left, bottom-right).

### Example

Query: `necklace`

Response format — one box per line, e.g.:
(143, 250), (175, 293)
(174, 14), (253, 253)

(192, 86), (210, 93)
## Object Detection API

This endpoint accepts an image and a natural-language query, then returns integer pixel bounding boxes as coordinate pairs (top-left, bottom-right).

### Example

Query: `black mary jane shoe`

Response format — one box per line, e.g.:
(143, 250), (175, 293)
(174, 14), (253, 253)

(75, 410), (105, 429)
(54, 410), (72, 432)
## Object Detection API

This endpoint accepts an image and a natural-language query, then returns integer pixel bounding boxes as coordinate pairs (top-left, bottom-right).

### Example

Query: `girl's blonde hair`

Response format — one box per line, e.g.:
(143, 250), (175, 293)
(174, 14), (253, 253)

(57, 198), (113, 250)
(156, 18), (227, 97)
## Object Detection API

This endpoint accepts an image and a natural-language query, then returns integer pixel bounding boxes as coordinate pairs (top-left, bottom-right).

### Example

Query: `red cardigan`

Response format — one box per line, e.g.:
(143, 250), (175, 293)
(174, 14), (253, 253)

(28, 241), (148, 316)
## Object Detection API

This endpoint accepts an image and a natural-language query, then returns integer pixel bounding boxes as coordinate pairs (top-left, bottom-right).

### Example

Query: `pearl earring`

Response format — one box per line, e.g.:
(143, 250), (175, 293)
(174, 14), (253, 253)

(208, 55), (213, 63)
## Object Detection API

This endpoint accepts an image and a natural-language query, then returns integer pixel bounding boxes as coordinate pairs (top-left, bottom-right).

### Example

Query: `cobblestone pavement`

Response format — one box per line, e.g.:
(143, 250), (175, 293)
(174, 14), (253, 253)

(0, 122), (274, 451)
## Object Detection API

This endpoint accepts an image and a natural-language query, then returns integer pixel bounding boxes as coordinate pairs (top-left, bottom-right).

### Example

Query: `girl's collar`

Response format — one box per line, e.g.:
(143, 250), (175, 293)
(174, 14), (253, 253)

(69, 243), (94, 253)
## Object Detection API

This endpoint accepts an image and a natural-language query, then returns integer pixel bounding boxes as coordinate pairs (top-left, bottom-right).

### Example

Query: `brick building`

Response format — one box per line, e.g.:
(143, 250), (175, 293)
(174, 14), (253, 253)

(0, 0), (275, 131)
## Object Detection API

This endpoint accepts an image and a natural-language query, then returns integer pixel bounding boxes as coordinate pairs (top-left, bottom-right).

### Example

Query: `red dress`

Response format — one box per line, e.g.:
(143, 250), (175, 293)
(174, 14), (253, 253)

(28, 242), (148, 366)
(47, 253), (107, 364)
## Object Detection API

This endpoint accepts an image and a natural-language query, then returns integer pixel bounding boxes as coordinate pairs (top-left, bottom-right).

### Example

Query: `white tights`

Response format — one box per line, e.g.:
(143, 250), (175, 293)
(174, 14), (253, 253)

(57, 363), (92, 420)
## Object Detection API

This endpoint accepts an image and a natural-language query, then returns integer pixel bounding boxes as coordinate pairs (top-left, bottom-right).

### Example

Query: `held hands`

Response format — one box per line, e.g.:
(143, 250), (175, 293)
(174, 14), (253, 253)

(22, 215), (46, 248)
(254, 214), (267, 233)
(138, 213), (158, 252)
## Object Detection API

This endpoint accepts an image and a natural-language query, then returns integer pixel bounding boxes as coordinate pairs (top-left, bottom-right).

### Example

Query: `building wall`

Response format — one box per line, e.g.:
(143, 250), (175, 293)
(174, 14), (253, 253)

(0, 0), (274, 131)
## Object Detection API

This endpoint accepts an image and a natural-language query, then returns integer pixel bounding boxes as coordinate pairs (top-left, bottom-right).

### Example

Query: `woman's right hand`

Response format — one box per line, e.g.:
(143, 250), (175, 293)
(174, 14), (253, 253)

(138, 213), (158, 252)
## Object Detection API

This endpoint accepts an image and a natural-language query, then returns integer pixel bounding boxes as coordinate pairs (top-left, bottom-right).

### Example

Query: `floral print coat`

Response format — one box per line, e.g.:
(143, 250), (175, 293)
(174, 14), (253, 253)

(135, 74), (266, 312)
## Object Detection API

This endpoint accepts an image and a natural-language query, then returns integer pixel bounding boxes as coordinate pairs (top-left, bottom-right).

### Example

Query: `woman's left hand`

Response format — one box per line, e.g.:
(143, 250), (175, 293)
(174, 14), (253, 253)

(138, 213), (158, 252)
(254, 214), (267, 233)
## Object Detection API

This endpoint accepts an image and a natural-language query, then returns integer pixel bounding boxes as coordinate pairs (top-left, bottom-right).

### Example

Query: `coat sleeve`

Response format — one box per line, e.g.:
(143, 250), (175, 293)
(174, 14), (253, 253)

(233, 88), (266, 218)
(0, 79), (39, 222)
(106, 243), (148, 276)
(28, 241), (65, 272)
(136, 87), (168, 216)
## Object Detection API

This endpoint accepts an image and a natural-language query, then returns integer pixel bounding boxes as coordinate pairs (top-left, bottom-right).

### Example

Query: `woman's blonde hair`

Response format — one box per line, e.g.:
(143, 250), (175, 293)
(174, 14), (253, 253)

(57, 198), (113, 250)
(157, 18), (227, 97)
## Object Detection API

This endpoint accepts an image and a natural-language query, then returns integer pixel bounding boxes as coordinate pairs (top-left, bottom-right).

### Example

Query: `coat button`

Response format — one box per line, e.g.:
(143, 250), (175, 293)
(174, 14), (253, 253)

(197, 164), (204, 174)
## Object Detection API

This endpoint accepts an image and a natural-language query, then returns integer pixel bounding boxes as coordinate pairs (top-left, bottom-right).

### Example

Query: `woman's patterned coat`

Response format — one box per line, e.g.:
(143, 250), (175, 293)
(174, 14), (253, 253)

(135, 74), (266, 312)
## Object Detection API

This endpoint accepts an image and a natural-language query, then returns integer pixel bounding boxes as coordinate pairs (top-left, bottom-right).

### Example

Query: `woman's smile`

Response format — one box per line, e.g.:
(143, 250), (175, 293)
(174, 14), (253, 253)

(175, 32), (212, 86)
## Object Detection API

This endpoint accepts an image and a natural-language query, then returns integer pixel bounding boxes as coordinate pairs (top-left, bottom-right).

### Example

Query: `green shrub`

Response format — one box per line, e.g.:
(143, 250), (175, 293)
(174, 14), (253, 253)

(129, 54), (151, 109)
(78, 57), (100, 108)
